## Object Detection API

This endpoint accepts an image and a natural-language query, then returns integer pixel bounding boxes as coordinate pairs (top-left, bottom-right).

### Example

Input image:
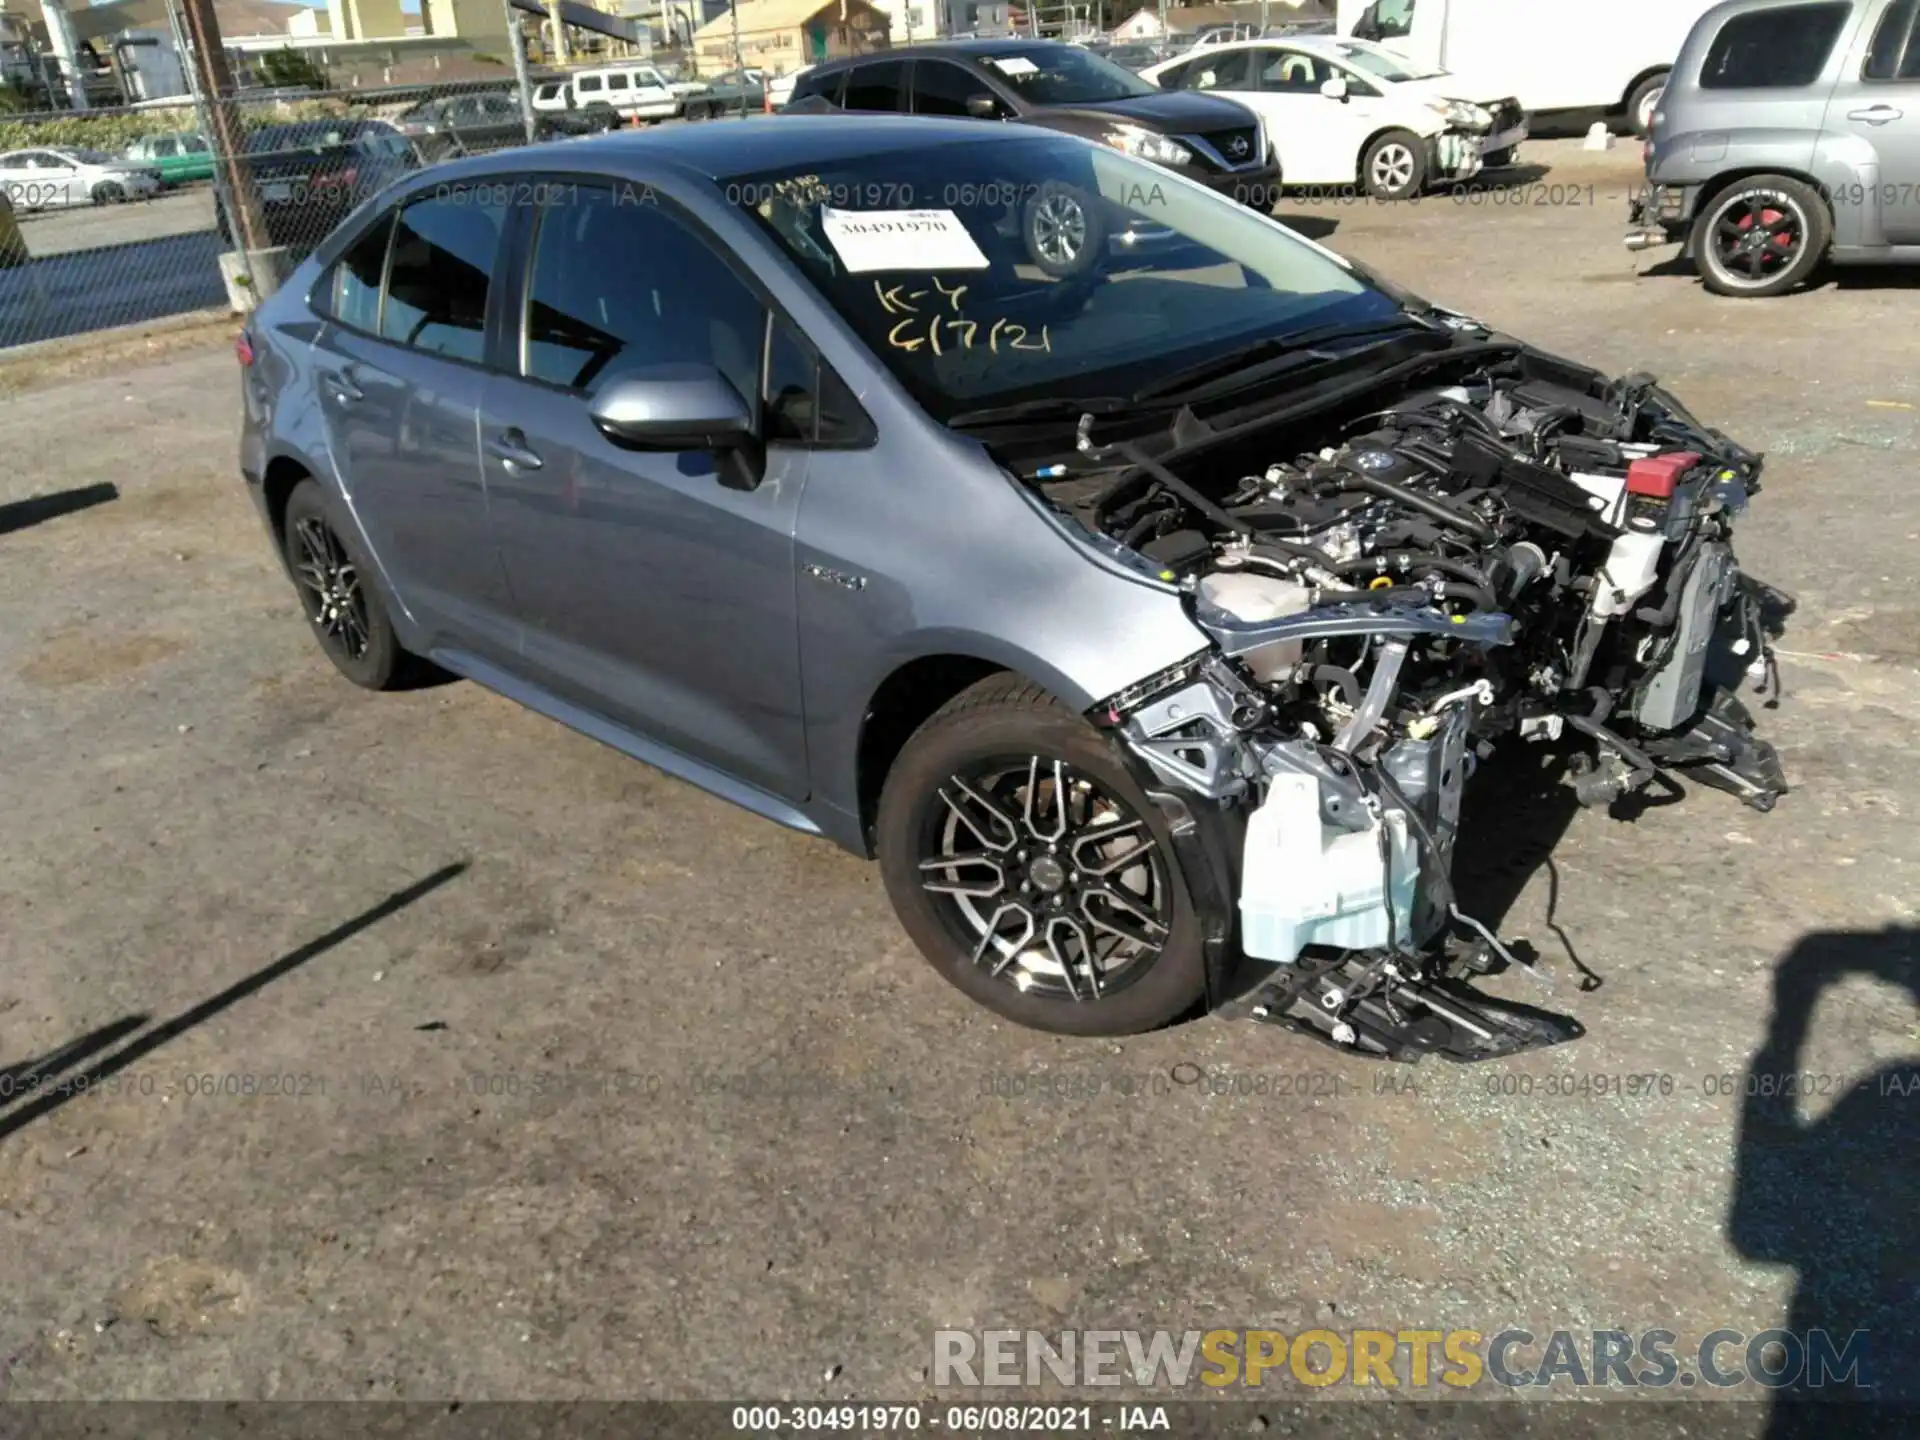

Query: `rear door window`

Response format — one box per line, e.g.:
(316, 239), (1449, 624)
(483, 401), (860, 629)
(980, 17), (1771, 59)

(1864, 0), (1920, 80)
(380, 190), (507, 363)
(1702, 2), (1853, 88)
(843, 60), (906, 112)
(327, 213), (393, 334)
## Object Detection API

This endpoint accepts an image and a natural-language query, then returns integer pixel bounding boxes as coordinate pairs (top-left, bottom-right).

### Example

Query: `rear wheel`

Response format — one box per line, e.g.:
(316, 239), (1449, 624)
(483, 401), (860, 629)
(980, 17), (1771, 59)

(876, 676), (1206, 1036)
(1361, 130), (1427, 201)
(280, 480), (420, 691)
(1691, 174), (1830, 298)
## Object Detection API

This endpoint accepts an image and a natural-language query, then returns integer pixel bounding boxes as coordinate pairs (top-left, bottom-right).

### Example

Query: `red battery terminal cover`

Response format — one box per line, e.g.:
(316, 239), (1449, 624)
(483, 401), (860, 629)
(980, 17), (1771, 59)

(1625, 450), (1703, 499)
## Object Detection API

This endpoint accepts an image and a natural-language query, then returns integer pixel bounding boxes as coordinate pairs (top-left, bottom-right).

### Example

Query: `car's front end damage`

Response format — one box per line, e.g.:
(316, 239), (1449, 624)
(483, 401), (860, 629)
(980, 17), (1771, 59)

(1036, 320), (1791, 1061)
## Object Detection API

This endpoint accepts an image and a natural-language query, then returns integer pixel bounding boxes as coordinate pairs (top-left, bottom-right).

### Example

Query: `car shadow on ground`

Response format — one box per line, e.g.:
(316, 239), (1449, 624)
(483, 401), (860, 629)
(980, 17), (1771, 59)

(1450, 746), (1602, 992)
(0, 862), (468, 1143)
(0, 482), (118, 537)
(1728, 925), (1919, 1435)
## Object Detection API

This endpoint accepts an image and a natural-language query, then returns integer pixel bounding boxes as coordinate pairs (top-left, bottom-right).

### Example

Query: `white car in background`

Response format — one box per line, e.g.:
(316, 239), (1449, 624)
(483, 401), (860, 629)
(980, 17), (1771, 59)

(767, 66), (811, 109)
(1142, 35), (1524, 200)
(0, 146), (163, 211)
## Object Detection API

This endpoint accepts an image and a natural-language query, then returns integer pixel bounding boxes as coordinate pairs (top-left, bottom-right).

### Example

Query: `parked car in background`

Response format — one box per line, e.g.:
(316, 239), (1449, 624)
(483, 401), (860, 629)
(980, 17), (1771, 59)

(1340, 0), (1721, 136)
(1100, 42), (1165, 71)
(684, 68), (767, 118)
(216, 121), (420, 255)
(787, 41), (1279, 203)
(1144, 35), (1523, 198)
(394, 89), (621, 160)
(570, 63), (684, 121)
(768, 66), (812, 107)
(123, 132), (215, 186)
(0, 146), (161, 210)
(1628, 0), (1920, 297)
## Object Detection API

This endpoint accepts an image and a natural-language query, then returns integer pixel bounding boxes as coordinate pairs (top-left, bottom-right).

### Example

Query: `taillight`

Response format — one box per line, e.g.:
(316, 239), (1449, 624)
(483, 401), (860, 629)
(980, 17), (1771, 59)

(235, 330), (255, 366)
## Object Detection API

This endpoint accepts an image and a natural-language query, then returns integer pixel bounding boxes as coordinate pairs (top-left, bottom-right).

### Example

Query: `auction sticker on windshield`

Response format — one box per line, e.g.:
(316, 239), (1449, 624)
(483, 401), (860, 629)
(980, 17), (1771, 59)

(821, 208), (991, 274)
(987, 56), (1040, 76)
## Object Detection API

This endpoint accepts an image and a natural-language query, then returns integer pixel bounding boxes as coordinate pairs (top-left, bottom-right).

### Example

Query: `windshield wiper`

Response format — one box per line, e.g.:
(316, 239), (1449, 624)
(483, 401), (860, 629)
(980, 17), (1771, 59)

(947, 395), (1133, 430)
(1129, 319), (1447, 406)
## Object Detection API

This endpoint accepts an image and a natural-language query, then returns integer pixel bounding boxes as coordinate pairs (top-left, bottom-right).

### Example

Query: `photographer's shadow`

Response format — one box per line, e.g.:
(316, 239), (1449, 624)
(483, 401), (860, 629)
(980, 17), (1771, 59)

(1727, 926), (1920, 1436)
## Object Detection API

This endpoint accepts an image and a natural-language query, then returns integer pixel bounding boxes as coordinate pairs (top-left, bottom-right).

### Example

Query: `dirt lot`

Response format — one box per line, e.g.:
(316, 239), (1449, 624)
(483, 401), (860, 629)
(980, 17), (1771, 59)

(1, 139), (1916, 1425)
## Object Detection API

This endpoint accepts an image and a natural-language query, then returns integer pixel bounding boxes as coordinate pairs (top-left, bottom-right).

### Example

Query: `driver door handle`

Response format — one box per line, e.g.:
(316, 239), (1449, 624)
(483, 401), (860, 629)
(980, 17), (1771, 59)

(321, 369), (363, 404)
(1848, 104), (1904, 124)
(486, 428), (544, 471)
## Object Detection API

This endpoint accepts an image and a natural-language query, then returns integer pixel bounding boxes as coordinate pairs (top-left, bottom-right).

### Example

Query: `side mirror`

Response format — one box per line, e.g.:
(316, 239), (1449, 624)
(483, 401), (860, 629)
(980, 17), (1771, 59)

(588, 366), (754, 453)
(965, 93), (999, 119)
(1320, 75), (1349, 102)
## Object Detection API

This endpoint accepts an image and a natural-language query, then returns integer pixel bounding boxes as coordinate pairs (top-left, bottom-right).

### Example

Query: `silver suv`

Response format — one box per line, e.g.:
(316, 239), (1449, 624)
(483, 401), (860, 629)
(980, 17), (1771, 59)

(1626, 0), (1920, 296)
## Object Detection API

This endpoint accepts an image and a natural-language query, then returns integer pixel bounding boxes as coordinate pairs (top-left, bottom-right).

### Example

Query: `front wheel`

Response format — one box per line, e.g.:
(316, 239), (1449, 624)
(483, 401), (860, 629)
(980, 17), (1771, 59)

(1021, 181), (1107, 279)
(91, 181), (126, 205)
(876, 676), (1206, 1036)
(1361, 130), (1427, 201)
(1691, 175), (1830, 298)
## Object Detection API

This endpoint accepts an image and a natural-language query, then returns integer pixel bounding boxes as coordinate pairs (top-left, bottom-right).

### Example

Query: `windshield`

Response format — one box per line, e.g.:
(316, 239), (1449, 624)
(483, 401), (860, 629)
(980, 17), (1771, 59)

(734, 134), (1401, 419)
(977, 45), (1161, 104)
(247, 124), (352, 153)
(72, 149), (117, 164)
(1327, 37), (1441, 81)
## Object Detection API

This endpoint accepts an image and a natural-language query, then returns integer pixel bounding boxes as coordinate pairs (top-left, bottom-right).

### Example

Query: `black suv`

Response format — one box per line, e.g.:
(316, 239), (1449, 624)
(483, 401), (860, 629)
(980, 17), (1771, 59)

(787, 40), (1280, 204)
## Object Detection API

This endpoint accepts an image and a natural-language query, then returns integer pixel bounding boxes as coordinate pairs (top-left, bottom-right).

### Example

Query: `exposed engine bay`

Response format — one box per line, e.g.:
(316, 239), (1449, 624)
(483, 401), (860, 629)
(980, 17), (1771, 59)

(1037, 336), (1793, 1062)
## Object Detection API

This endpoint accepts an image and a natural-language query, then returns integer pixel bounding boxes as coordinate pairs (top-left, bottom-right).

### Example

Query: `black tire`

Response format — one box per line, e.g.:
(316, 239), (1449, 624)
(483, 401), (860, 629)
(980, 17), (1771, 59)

(1021, 181), (1107, 279)
(1626, 72), (1667, 139)
(876, 675), (1206, 1036)
(1691, 174), (1830, 299)
(91, 181), (126, 205)
(279, 480), (418, 690)
(1360, 129), (1427, 201)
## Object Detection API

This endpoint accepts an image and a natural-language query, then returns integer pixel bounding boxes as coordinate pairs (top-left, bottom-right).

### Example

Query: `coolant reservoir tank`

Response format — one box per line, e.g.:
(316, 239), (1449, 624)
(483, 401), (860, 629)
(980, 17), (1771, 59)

(1197, 572), (1314, 682)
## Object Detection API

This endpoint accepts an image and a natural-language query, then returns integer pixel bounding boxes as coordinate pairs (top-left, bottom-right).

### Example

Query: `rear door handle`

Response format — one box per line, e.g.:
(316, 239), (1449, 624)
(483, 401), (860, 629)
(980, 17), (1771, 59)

(1848, 104), (1904, 124)
(486, 429), (544, 471)
(321, 369), (363, 404)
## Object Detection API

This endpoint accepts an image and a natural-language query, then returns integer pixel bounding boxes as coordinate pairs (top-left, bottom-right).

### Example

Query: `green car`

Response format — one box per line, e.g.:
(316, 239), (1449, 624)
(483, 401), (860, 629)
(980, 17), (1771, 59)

(123, 132), (215, 185)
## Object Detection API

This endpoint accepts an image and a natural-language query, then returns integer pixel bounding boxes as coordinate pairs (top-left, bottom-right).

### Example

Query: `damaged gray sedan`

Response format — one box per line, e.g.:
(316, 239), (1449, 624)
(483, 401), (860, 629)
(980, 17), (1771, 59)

(241, 117), (1789, 1060)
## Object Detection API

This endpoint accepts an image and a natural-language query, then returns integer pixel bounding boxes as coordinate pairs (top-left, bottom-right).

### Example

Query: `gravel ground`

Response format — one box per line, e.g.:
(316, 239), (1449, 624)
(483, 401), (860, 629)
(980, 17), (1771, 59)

(0, 140), (1916, 1430)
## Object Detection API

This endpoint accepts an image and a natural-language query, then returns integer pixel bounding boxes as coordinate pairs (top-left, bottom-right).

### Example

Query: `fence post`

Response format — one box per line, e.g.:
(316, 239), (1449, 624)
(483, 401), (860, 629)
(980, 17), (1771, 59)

(163, 0), (257, 302)
(504, 0), (537, 143)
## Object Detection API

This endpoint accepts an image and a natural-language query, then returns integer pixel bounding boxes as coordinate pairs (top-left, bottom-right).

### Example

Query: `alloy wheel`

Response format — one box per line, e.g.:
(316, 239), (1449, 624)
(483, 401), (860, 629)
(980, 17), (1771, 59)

(1370, 144), (1417, 196)
(291, 515), (371, 663)
(917, 755), (1172, 1003)
(1029, 192), (1088, 268)
(1708, 191), (1805, 289)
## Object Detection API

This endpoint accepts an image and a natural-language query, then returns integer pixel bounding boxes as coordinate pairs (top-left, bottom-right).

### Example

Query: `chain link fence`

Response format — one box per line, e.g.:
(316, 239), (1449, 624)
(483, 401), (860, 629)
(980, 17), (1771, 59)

(0, 63), (765, 352)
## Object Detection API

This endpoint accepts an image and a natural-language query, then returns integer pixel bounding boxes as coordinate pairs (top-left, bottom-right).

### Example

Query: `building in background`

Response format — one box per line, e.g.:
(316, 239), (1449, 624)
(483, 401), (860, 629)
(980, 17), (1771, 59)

(691, 0), (889, 73)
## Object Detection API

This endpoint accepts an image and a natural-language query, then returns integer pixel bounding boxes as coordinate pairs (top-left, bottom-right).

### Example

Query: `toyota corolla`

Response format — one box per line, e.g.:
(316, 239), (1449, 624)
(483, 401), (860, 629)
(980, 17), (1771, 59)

(238, 118), (1789, 1059)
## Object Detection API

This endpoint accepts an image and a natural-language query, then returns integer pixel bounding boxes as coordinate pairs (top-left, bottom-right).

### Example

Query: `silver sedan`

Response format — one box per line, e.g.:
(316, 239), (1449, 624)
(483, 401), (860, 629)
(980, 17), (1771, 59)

(0, 147), (163, 211)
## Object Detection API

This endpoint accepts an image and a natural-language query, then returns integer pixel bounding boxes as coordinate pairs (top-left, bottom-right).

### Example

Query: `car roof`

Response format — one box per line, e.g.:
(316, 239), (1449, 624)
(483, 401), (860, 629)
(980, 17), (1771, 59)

(424, 114), (1043, 184)
(808, 37), (1083, 72)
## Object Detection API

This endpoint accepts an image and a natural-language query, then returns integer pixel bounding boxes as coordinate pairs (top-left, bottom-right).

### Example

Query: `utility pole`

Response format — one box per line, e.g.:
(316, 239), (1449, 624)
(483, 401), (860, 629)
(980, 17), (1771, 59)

(502, 0), (535, 141)
(547, 0), (570, 66)
(176, 0), (269, 256)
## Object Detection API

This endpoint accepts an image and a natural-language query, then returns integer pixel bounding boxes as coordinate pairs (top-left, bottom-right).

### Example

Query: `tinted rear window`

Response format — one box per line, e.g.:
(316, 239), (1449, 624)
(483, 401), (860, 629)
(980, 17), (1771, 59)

(792, 68), (846, 104)
(1864, 0), (1920, 79)
(1701, 2), (1851, 88)
(843, 60), (906, 112)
